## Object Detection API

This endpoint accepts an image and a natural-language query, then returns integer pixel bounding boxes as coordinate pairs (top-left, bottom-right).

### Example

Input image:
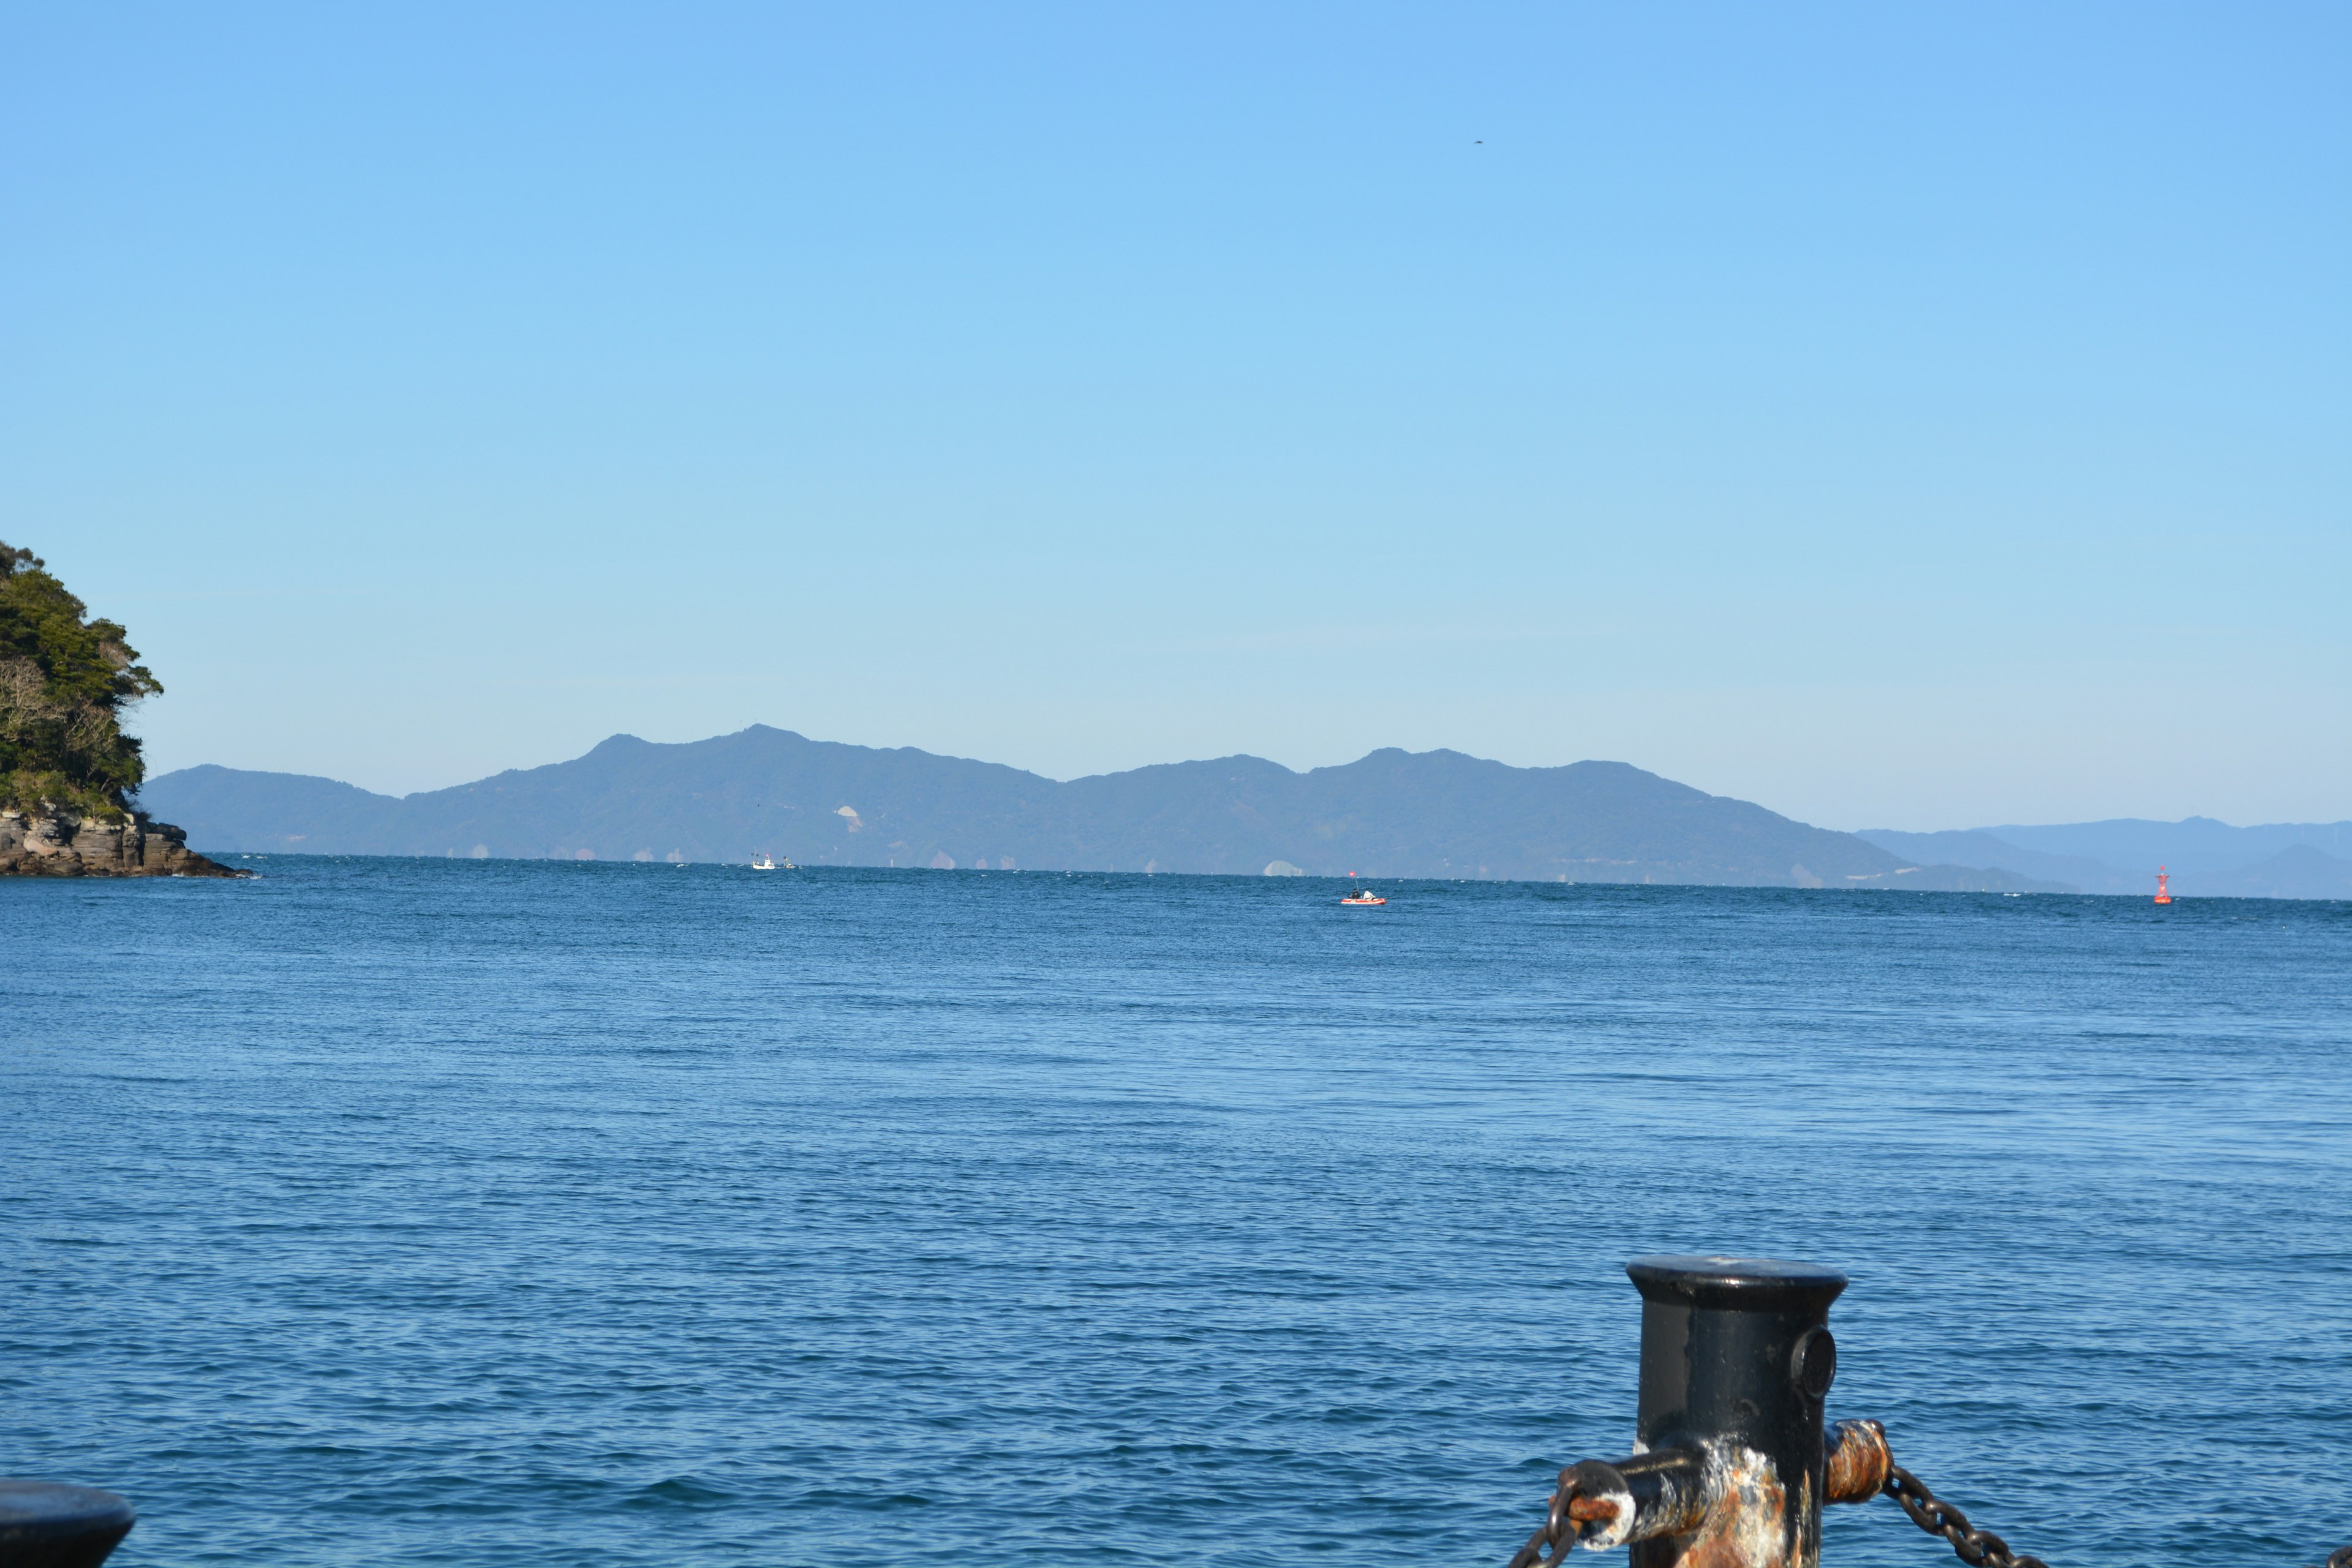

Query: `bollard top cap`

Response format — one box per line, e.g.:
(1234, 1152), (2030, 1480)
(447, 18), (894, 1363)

(0, 1481), (135, 1544)
(1627, 1254), (1849, 1311)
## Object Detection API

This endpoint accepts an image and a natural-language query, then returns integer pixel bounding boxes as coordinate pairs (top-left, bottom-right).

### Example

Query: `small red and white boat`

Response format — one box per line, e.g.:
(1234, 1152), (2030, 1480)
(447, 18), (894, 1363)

(1339, 891), (1386, 906)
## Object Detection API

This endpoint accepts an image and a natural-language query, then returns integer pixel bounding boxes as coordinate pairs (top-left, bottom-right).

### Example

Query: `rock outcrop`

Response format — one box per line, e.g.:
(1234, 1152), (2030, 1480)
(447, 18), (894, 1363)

(0, 805), (247, 877)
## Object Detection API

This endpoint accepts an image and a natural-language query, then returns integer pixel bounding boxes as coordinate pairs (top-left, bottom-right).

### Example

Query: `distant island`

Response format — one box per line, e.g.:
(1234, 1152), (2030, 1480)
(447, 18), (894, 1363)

(1855, 821), (2352, 899)
(137, 728), (2352, 897)
(139, 726), (2063, 892)
(0, 541), (240, 878)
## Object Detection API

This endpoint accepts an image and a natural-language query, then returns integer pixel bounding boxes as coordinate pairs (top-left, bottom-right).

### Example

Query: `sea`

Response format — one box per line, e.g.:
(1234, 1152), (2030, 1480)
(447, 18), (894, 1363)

(6, 859), (2348, 1567)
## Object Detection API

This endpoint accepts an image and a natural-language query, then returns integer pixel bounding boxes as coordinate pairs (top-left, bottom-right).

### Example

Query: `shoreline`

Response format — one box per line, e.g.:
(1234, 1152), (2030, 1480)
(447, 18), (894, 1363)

(0, 806), (248, 878)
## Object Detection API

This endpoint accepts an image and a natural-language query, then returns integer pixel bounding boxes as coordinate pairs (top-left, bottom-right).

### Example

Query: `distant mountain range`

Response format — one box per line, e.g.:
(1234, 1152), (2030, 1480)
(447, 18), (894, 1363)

(138, 726), (2059, 892)
(1855, 820), (2352, 899)
(135, 728), (2350, 897)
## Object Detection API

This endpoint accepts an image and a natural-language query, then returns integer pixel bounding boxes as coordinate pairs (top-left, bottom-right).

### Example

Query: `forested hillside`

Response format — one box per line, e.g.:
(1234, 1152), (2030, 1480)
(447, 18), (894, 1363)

(0, 541), (161, 817)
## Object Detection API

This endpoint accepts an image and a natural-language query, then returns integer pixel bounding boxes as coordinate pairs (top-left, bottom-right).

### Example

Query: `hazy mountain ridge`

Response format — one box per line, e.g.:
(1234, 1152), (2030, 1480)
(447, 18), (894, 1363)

(140, 726), (2060, 891)
(1856, 818), (2352, 899)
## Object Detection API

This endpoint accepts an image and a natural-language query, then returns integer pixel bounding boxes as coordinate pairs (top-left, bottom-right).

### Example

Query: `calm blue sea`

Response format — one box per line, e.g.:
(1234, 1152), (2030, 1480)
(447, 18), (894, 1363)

(5, 861), (2348, 1567)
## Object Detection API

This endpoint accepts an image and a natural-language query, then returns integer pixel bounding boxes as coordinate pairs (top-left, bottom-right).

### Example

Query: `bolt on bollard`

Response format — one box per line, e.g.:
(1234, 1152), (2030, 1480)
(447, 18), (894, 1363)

(1510, 1255), (1890, 1568)
(0, 1482), (135, 1568)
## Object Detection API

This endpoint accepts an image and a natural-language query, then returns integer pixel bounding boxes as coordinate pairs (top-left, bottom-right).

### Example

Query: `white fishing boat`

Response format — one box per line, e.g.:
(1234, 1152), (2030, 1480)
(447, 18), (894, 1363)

(751, 854), (776, 870)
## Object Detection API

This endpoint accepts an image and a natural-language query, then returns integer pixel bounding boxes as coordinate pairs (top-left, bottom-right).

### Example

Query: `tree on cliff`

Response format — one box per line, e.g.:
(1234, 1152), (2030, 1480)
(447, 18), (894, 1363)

(0, 541), (163, 818)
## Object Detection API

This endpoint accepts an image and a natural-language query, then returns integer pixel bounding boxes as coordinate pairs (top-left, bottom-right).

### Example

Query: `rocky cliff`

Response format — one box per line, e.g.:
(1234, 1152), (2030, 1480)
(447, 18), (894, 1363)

(0, 805), (246, 877)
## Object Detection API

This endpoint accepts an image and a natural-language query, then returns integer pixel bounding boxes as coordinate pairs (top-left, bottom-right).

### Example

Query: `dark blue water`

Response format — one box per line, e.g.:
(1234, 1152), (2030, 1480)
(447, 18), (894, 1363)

(6, 861), (2348, 1567)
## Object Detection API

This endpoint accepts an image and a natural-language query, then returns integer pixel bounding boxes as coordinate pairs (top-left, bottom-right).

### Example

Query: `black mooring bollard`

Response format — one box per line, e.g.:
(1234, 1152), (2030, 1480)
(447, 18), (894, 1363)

(1511, 1256), (1891, 1568)
(1627, 1256), (1849, 1568)
(0, 1482), (135, 1568)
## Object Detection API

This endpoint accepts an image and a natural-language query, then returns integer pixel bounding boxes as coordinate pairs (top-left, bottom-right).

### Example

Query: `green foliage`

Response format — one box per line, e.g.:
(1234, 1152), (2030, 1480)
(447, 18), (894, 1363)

(0, 541), (162, 818)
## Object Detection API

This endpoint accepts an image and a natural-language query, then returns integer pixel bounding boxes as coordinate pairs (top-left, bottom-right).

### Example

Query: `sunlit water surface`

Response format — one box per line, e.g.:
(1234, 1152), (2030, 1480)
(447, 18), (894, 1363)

(6, 860), (2348, 1566)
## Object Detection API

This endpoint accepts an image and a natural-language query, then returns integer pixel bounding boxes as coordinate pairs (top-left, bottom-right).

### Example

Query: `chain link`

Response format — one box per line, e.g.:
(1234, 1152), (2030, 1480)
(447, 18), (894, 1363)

(1502, 1466), (1581, 1568)
(1885, 1455), (2349, 1568)
(1882, 1463), (2047, 1568)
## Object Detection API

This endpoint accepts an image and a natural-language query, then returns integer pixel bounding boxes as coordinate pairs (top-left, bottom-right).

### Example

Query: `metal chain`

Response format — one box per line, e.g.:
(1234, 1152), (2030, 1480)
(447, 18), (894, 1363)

(1882, 1463), (2047, 1568)
(1502, 1466), (1583, 1568)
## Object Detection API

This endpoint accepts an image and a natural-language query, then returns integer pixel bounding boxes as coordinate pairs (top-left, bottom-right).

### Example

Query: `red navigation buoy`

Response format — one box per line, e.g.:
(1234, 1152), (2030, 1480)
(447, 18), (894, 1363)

(2154, 866), (2172, 905)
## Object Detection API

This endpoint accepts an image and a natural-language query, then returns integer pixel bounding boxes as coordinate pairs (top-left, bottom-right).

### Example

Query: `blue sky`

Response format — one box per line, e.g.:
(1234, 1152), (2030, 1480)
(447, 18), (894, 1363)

(5, 2), (2345, 828)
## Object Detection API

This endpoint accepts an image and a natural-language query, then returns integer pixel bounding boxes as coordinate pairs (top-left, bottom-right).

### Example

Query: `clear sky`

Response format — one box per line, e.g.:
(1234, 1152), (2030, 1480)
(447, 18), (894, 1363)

(5, 2), (2346, 829)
